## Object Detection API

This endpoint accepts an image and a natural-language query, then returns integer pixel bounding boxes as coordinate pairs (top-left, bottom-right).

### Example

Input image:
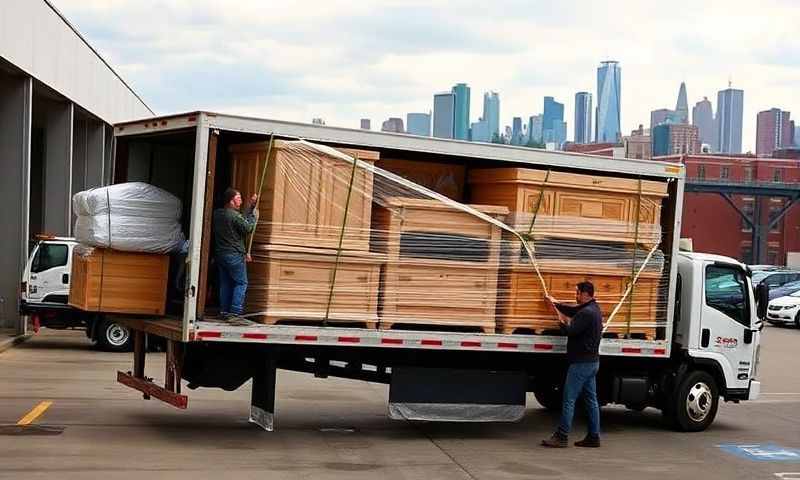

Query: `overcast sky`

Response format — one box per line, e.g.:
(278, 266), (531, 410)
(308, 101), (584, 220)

(53, 0), (799, 152)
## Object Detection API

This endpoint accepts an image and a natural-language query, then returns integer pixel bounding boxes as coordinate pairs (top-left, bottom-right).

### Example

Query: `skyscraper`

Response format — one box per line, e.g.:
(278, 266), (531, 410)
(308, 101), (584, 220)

(795, 124), (800, 147)
(451, 83), (471, 140)
(528, 114), (543, 144)
(574, 92), (592, 143)
(674, 82), (689, 124)
(716, 87), (744, 153)
(543, 96), (565, 146)
(381, 117), (404, 133)
(483, 91), (500, 141)
(511, 117), (523, 145)
(406, 112), (431, 136)
(433, 92), (456, 139)
(692, 97), (714, 147)
(595, 60), (621, 143)
(650, 108), (673, 131)
(470, 119), (489, 142)
(755, 108), (792, 157)
(360, 119), (371, 130)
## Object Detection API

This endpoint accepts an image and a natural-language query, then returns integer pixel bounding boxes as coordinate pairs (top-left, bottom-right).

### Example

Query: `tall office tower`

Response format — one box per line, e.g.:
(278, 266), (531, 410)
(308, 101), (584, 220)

(406, 112), (432, 136)
(595, 60), (621, 142)
(483, 91), (500, 141)
(360, 119), (371, 130)
(574, 91), (592, 143)
(381, 117), (405, 133)
(674, 82), (689, 124)
(511, 117), (523, 145)
(528, 114), (543, 144)
(433, 92), (456, 139)
(650, 108), (673, 131)
(756, 108), (792, 157)
(692, 97), (714, 147)
(470, 119), (489, 142)
(542, 96), (565, 146)
(451, 83), (471, 140)
(795, 124), (800, 147)
(715, 87), (744, 153)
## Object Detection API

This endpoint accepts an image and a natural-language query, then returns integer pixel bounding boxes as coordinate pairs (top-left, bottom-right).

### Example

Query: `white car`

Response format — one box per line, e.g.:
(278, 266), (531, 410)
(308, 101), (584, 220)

(766, 291), (800, 327)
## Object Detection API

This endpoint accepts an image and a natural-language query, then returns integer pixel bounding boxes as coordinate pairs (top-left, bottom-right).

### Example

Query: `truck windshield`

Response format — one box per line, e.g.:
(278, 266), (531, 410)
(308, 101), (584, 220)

(31, 244), (68, 273)
(705, 265), (749, 327)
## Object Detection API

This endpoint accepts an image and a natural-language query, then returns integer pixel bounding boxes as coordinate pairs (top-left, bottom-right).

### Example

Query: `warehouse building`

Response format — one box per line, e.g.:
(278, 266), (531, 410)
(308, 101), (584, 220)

(0, 1), (152, 334)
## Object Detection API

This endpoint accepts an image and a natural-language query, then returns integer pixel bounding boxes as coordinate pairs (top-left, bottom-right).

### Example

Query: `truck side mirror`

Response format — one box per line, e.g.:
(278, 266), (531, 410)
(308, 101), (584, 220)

(755, 283), (769, 320)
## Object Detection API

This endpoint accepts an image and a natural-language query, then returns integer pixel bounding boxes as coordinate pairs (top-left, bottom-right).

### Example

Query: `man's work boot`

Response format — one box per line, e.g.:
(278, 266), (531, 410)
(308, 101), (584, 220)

(574, 434), (601, 448)
(541, 431), (568, 448)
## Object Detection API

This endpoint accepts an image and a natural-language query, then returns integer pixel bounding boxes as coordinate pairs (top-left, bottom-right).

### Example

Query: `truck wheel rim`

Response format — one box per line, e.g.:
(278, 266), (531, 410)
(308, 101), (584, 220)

(106, 324), (129, 346)
(686, 382), (712, 422)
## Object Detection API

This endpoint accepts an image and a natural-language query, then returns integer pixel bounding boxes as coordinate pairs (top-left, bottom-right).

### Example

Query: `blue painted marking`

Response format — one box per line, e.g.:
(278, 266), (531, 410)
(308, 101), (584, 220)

(718, 444), (800, 462)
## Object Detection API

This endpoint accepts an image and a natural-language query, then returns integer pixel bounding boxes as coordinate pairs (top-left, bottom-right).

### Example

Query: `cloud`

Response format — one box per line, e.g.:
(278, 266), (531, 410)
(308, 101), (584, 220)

(52, 0), (800, 151)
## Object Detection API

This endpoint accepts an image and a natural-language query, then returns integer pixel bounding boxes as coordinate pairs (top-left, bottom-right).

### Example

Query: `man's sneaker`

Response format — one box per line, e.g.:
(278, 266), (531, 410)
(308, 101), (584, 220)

(574, 435), (601, 448)
(541, 432), (568, 448)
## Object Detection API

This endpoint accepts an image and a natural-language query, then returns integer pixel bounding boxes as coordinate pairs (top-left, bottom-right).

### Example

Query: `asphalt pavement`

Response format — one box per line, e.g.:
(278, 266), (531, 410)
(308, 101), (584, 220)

(0, 326), (799, 480)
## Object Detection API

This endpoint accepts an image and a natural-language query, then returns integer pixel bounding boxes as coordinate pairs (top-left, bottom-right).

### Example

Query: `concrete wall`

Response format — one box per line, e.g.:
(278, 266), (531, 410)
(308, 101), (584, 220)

(0, 73), (32, 332)
(0, 1), (152, 124)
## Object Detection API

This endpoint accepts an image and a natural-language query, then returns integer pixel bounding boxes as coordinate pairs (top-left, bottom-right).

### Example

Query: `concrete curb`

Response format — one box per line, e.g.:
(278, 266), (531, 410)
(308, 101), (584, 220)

(0, 334), (32, 354)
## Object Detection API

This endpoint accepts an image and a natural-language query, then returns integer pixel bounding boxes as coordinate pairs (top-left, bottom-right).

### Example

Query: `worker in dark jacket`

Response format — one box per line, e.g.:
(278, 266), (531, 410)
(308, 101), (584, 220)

(541, 281), (602, 448)
(213, 188), (258, 319)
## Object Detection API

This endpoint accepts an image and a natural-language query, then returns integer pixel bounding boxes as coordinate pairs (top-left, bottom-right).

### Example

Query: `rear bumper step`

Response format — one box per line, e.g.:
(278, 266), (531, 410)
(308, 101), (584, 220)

(117, 371), (188, 409)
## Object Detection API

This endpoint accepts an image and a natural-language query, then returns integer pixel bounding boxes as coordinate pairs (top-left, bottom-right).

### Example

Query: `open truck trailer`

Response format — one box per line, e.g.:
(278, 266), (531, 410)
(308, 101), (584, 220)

(106, 112), (764, 432)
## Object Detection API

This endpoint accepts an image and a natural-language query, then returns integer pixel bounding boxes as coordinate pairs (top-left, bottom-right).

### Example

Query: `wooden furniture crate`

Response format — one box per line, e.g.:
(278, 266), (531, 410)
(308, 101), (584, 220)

(375, 158), (466, 201)
(468, 168), (668, 248)
(69, 248), (169, 315)
(229, 141), (379, 252)
(372, 197), (508, 333)
(245, 244), (384, 327)
(497, 265), (663, 339)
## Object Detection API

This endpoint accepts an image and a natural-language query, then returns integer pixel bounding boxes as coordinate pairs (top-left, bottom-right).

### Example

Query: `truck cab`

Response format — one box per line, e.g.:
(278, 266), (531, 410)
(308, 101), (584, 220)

(669, 252), (765, 430)
(20, 236), (134, 351)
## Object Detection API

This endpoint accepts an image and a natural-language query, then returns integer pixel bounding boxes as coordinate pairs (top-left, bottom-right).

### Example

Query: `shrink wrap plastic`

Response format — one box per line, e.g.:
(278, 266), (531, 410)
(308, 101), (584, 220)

(73, 182), (185, 254)
(231, 140), (671, 339)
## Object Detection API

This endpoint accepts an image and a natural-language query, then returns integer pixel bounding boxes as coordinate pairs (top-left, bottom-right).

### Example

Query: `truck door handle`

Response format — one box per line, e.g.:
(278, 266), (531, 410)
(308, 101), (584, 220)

(701, 328), (710, 348)
(743, 328), (753, 344)
(62, 273), (69, 284)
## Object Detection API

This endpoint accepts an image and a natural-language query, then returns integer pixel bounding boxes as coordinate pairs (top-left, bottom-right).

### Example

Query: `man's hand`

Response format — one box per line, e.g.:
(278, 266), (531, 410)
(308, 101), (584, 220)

(245, 254), (253, 263)
(544, 295), (558, 306)
(249, 194), (259, 208)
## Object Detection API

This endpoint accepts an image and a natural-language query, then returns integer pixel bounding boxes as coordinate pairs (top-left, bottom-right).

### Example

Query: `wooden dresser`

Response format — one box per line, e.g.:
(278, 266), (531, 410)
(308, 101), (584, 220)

(372, 197), (508, 333)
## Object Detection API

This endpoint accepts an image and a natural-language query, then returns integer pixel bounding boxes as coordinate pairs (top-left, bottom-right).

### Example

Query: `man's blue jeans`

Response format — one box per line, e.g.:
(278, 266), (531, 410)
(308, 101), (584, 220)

(558, 361), (600, 438)
(217, 253), (248, 316)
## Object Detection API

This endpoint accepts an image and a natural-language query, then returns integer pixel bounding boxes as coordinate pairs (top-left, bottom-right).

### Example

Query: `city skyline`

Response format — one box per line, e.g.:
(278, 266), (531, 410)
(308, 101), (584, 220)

(54, 1), (800, 152)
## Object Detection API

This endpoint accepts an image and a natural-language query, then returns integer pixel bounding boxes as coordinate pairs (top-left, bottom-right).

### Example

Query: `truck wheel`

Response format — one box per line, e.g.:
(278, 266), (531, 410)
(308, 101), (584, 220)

(795, 312), (800, 329)
(668, 371), (719, 432)
(533, 383), (563, 411)
(96, 320), (133, 352)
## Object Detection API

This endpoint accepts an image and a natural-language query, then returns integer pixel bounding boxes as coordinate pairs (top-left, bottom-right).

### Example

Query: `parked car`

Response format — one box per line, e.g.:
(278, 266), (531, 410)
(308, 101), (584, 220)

(751, 270), (800, 292)
(768, 280), (800, 301)
(767, 291), (800, 327)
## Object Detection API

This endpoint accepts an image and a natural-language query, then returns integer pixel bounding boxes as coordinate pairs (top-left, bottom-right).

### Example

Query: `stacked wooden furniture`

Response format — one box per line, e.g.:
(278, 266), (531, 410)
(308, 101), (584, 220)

(69, 248), (170, 315)
(468, 168), (669, 339)
(372, 197), (508, 333)
(228, 141), (384, 326)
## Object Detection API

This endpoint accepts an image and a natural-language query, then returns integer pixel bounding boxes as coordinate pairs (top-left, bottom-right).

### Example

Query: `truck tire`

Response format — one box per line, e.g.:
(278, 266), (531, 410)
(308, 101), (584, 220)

(667, 370), (719, 432)
(533, 383), (563, 411)
(795, 311), (800, 329)
(96, 320), (133, 352)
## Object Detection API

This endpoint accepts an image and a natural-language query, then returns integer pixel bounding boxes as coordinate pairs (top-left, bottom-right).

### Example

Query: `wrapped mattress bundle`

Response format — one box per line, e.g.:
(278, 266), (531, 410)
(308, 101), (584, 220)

(73, 182), (185, 253)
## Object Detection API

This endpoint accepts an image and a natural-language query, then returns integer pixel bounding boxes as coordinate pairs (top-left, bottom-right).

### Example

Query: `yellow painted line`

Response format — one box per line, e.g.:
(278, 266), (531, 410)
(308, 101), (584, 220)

(16, 401), (53, 426)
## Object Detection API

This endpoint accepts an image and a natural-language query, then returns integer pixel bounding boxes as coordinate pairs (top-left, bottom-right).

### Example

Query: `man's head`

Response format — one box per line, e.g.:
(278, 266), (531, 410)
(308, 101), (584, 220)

(575, 281), (595, 304)
(223, 187), (242, 209)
